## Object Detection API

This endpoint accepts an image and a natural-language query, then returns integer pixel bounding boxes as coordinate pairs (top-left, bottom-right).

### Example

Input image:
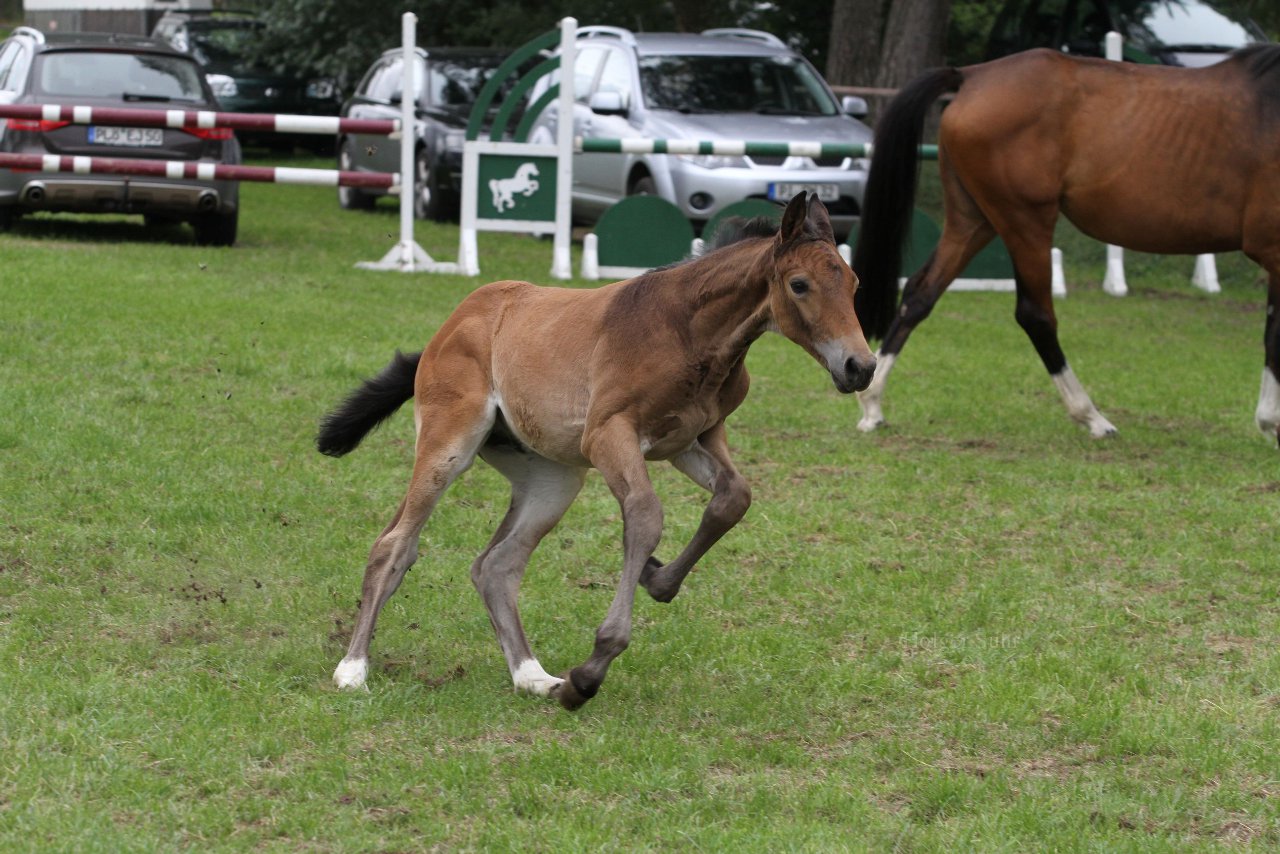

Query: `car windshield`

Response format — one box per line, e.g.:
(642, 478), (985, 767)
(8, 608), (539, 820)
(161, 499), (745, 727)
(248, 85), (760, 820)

(1125, 0), (1262, 50)
(35, 51), (206, 101)
(185, 20), (260, 66)
(639, 54), (837, 115)
(429, 55), (505, 107)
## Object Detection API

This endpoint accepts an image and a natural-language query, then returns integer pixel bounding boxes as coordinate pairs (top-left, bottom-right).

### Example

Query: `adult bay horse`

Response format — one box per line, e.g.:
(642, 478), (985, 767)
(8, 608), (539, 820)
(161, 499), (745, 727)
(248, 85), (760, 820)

(318, 193), (876, 710)
(852, 46), (1280, 444)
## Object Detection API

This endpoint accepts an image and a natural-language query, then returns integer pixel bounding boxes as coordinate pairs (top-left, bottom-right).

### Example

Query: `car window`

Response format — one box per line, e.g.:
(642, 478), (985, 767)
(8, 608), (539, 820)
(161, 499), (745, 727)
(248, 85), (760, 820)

(387, 57), (426, 104)
(428, 54), (505, 107)
(0, 41), (21, 91)
(596, 49), (632, 105)
(639, 54), (837, 115)
(363, 57), (403, 103)
(185, 21), (261, 66)
(35, 52), (206, 101)
(573, 46), (605, 104)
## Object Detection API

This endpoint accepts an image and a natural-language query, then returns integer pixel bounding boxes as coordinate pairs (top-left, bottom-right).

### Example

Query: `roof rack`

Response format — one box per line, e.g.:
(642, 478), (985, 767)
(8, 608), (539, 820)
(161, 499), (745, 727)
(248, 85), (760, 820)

(11, 26), (46, 44)
(578, 26), (638, 48)
(700, 28), (786, 48)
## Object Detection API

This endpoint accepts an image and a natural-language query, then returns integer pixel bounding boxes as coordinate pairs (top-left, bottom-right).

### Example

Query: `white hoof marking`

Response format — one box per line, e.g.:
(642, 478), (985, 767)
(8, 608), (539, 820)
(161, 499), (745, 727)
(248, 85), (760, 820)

(512, 659), (563, 697)
(333, 657), (369, 690)
(1256, 368), (1280, 436)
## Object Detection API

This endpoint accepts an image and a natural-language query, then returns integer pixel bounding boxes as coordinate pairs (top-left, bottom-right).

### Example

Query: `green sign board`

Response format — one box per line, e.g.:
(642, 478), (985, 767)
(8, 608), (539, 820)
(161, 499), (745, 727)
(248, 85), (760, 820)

(477, 154), (557, 221)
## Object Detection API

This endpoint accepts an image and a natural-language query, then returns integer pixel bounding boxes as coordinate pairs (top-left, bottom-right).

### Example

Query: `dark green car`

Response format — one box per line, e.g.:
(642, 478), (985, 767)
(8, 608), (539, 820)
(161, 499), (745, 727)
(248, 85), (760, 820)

(152, 11), (342, 150)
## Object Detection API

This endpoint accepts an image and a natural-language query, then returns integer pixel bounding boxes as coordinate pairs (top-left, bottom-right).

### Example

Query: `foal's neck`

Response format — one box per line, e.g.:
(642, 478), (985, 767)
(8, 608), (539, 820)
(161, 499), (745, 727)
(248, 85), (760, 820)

(676, 238), (774, 359)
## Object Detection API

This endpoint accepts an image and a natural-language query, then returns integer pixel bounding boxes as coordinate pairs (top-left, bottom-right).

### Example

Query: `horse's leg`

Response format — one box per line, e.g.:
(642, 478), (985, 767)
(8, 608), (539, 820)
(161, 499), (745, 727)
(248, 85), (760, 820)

(471, 444), (586, 697)
(1253, 266), (1280, 444)
(332, 384), (495, 690)
(640, 422), (751, 603)
(553, 418), (663, 710)
(999, 215), (1117, 437)
(857, 199), (996, 432)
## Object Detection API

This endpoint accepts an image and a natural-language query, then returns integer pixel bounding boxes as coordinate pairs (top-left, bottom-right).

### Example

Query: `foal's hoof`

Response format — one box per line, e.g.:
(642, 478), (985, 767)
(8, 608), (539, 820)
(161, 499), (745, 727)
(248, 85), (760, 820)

(639, 557), (678, 603)
(551, 670), (597, 711)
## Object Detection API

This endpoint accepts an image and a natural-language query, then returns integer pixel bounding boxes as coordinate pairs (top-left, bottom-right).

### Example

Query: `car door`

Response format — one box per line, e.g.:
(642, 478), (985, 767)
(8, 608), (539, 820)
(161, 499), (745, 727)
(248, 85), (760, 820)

(345, 57), (402, 176)
(574, 45), (637, 206)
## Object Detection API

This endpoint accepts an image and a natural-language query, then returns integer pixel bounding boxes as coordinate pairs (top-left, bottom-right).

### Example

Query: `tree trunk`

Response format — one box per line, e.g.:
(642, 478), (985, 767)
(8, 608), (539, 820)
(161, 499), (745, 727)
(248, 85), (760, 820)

(873, 0), (953, 90)
(825, 0), (886, 87)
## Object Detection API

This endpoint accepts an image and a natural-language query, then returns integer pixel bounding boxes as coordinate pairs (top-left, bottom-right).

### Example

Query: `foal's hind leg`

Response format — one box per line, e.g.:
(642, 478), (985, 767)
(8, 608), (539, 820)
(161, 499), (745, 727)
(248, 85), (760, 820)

(333, 391), (495, 690)
(641, 422), (751, 603)
(472, 443), (586, 696)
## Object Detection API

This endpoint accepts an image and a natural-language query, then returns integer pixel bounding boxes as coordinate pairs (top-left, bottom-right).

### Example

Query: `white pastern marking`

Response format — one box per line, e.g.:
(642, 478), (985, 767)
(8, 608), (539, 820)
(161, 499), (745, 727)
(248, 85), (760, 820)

(857, 351), (894, 432)
(1256, 368), (1280, 435)
(333, 657), (369, 690)
(1052, 366), (1116, 437)
(512, 659), (562, 697)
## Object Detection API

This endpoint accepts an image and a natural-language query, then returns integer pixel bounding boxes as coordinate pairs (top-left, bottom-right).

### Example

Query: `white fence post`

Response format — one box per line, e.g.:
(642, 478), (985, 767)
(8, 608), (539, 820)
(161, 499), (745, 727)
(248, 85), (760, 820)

(356, 12), (457, 273)
(1100, 32), (1129, 297)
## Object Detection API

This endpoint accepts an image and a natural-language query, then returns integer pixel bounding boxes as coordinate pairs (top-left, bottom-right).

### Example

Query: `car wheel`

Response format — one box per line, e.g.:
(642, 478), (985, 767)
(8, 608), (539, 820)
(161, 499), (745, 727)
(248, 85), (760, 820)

(192, 210), (238, 247)
(337, 140), (375, 211)
(413, 147), (448, 221)
(629, 175), (657, 196)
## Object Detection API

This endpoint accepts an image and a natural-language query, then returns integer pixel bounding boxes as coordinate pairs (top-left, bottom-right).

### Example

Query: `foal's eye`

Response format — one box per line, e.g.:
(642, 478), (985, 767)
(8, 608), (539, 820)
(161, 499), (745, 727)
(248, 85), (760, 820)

(789, 278), (810, 296)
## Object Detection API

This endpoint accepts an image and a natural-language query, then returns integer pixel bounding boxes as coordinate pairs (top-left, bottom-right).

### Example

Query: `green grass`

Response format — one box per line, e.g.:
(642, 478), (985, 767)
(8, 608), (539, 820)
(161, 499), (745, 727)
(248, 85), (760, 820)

(1, 159), (1278, 851)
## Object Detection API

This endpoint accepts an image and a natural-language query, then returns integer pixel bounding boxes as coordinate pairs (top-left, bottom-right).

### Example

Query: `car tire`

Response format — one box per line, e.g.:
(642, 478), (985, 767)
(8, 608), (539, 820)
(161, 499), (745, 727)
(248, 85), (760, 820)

(629, 175), (657, 196)
(413, 147), (448, 221)
(192, 210), (238, 247)
(337, 140), (376, 211)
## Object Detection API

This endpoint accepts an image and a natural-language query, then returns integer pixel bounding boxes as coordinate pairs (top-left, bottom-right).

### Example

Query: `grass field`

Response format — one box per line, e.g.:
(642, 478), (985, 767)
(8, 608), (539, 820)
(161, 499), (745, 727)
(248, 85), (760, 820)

(1, 158), (1278, 851)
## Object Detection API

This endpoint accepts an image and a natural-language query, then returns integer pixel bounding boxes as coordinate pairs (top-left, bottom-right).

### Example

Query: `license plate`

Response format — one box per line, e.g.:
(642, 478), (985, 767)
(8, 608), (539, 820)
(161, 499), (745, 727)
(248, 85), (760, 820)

(88, 126), (164, 147)
(769, 182), (839, 202)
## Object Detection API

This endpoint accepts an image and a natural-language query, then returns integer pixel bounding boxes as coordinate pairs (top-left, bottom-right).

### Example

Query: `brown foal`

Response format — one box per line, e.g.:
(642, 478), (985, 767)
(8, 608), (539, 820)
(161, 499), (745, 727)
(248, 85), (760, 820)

(318, 193), (875, 710)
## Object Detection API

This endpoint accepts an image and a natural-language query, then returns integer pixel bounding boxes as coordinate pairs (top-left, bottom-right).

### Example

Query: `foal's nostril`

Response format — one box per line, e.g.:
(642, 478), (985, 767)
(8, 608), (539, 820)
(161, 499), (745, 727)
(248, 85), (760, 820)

(846, 356), (876, 391)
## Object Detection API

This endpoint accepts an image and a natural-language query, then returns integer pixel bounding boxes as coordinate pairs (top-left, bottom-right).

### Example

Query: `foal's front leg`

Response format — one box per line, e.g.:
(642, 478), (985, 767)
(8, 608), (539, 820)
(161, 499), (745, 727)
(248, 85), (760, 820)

(641, 422), (751, 603)
(553, 417), (663, 711)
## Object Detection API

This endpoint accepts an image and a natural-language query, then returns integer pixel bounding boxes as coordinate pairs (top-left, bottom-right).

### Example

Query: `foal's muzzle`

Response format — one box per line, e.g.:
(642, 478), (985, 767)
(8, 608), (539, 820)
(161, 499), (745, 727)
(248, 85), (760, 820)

(833, 355), (877, 394)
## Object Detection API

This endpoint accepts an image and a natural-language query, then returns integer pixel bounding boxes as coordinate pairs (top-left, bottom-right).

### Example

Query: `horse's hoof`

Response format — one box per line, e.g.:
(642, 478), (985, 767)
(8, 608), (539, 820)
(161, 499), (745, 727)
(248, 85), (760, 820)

(639, 557), (679, 603)
(551, 670), (596, 711)
(333, 657), (369, 691)
(856, 415), (884, 433)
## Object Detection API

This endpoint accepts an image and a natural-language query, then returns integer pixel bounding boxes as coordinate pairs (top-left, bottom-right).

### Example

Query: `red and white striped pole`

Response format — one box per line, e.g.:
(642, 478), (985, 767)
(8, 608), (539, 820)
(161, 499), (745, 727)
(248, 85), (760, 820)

(0, 104), (399, 137)
(0, 152), (398, 189)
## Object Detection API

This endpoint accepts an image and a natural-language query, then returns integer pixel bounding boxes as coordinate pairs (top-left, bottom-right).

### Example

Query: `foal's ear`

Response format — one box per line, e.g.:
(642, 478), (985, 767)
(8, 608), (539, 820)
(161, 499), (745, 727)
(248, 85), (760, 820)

(806, 194), (835, 243)
(780, 191), (809, 242)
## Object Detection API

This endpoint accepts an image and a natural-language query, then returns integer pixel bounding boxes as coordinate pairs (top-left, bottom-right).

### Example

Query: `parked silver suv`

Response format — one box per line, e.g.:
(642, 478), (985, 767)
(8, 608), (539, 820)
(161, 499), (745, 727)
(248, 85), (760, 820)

(529, 27), (873, 238)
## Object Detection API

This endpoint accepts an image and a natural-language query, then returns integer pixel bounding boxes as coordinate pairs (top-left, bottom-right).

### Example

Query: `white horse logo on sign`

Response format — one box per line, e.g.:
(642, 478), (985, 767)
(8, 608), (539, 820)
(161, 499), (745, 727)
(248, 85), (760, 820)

(489, 162), (540, 212)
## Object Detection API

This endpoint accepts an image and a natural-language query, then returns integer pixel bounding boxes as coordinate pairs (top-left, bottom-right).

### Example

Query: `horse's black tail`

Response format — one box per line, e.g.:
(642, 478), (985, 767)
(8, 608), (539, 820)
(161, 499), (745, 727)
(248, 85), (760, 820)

(316, 350), (422, 457)
(853, 66), (964, 342)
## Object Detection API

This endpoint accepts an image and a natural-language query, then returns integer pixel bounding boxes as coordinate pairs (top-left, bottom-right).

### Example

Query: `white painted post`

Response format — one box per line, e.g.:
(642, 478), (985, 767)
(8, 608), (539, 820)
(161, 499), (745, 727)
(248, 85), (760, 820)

(581, 232), (599, 279)
(1101, 31), (1128, 297)
(356, 12), (456, 273)
(1051, 247), (1066, 297)
(550, 16), (577, 280)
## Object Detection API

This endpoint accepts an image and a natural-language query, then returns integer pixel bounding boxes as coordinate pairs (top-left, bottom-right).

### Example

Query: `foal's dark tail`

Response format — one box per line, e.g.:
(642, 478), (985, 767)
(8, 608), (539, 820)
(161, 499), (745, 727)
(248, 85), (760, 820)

(853, 66), (964, 342)
(316, 350), (422, 457)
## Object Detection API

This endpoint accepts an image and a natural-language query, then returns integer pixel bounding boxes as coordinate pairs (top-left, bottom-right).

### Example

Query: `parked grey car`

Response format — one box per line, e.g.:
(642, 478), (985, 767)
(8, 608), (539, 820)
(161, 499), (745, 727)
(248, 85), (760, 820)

(337, 46), (511, 221)
(527, 27), (873, 238)
(0, 28), (241, 244)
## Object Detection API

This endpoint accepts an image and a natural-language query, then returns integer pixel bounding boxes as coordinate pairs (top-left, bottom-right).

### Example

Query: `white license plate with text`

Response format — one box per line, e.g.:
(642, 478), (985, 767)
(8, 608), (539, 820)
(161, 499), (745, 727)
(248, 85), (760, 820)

(769, 182), (839, 202)
(88, 126), (164, 147)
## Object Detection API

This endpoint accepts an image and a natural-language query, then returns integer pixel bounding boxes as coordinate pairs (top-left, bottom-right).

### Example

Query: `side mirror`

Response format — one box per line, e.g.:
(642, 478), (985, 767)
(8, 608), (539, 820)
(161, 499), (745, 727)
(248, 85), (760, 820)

(841, 95), (869, 118)
(589, 90), (627, 116)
